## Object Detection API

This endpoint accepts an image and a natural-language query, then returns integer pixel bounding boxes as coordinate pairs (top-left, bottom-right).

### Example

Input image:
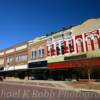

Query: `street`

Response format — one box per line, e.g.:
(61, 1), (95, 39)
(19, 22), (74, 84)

(0, 82), (100, 100)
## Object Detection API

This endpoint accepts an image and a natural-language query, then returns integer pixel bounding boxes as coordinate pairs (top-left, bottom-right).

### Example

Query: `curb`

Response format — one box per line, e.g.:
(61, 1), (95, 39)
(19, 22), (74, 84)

(2, 80), (100, 93)
(78, 89), (100, 93)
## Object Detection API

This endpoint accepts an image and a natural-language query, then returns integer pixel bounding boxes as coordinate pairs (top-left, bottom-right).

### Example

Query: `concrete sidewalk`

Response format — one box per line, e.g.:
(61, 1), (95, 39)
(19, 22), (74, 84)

(4, 78), (74, 90)
(3, 78), (100, 93)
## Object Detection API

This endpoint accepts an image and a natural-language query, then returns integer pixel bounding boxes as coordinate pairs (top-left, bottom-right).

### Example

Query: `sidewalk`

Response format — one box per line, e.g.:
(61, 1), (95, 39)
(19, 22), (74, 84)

(65, 81), (100, 93)
(4, 78), (74, 90)
(3, 78), (100, 93)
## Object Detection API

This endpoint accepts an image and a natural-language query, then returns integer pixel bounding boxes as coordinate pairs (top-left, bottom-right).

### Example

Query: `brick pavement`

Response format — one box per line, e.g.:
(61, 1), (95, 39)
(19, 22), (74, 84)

(3, 78), (100, 93)
(0, 82), (100, 100)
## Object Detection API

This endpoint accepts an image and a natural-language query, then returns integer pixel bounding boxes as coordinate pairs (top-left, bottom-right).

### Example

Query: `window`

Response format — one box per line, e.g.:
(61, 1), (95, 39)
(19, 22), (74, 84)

(7, 57), (14, 64)
(47, 39), (52, 44)
(21, 55), (27, 61)
(42, 49), (45, 57)
(32, 50), (37, 59)
(68, 40), (72, 52)
(87, 37), (92, 51)
(61, 42), (64, 55)
(7, 58), (9, 64)
(16, 55), (27, 62)
(39, 49), (41, 58)
(38, 48), (45, 58)
(54, 35), (63, 42)
(94, 36), (99, 50)
(16, 56), (19, 62)
(64, 32), (72, 39)
(56, 44), (60, 55)
(77, 40), (82, 53)
(50, 46), (52, 56)
(0, 58), (4, 65)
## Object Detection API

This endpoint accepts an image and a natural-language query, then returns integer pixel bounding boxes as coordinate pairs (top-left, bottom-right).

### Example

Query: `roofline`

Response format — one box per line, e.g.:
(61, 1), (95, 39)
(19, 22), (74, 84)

(0, 17), (99, 52)
(0, 40), (28, 52)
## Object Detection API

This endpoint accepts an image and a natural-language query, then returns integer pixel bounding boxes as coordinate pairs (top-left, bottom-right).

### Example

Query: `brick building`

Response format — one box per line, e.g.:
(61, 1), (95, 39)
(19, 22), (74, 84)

(0, 18), (100, 81)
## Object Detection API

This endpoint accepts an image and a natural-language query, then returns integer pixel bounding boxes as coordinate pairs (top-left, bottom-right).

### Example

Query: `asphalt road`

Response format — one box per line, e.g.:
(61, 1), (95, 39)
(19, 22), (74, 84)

(0, 82), (100, 100)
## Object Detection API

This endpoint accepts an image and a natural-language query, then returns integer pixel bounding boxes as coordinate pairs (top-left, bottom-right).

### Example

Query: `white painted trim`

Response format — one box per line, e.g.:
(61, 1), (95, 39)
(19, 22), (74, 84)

(99, 29), (100, 37)
(82, 33), (86, 52)
(28, 58), (46, 63)
(93, 33), (100, 38)
(0, 52), (4, 56)
(4, 66), (14, 71)
(15, 65), (27, 70)
(6, 49), (15, 54)
(4, 65), (28, 71)
(16, 45), (27, 51)
(73, 35), (77, 54)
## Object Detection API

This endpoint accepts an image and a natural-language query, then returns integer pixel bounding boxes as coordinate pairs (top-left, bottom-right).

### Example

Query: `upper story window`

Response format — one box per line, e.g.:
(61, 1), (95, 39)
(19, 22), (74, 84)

(16, 55), (27, 62)
(50, 45), (52, 56)
(61, 42), (65, 55)
(64, 32), (72, 39)
(68, 40), (72, 52)
(38, 48), (45, 58)
(47, 38), (52, 45)
(7, 57), (14, 64)
(77, 40), (82, 53)
(0, 58), (4, 65)
(42, 49), (45, 57)
(32, 50), (37, 60)
(39, 49), (41, 57)
(56, 44), (60, 55)
(87, 37), (92, 51)
(94, 35), (99, 50)
(54, 34), (63, 42)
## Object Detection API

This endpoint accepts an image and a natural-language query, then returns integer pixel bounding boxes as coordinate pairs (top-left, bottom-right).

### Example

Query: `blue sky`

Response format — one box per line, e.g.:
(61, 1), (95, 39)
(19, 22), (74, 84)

(0, 0), (100, 49)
